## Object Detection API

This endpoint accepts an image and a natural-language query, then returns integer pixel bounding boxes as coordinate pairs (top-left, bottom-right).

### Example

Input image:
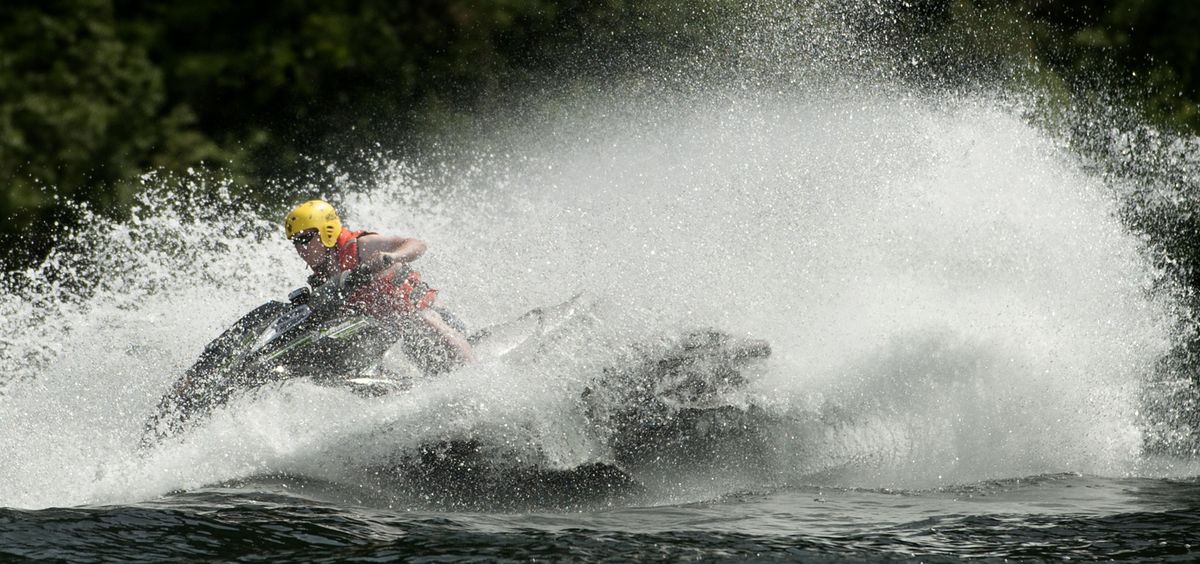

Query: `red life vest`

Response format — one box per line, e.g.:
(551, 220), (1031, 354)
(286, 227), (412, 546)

(329, 228), (437, 316)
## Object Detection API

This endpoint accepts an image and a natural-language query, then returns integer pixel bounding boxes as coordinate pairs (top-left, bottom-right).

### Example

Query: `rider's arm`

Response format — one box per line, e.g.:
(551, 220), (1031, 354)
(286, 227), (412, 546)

(356, 233), (427, 266)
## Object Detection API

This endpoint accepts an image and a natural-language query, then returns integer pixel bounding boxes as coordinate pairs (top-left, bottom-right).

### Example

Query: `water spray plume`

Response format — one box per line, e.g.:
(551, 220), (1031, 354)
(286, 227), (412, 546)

(0, 0), (1192, 509)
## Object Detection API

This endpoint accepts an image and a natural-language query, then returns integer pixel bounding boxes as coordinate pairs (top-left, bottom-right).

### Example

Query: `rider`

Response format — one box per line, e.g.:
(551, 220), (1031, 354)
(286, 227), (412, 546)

(283, 199), (476, 374)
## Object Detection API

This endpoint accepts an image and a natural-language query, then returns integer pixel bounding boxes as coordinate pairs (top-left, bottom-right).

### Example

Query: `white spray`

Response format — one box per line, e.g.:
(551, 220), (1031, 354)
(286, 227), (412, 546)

(0, 5), (1179, 508)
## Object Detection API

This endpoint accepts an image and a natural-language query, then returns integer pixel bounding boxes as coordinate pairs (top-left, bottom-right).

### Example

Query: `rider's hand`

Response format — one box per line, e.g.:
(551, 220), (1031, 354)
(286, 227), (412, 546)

(345, 255), (395, 288)
(308, 256), (395, 311)
(362, 254), (396, 275)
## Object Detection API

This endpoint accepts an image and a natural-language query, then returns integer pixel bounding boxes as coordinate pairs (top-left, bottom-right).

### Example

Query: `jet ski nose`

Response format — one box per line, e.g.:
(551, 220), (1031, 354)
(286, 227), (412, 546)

(730, 338), (771, 360)
(678, 330), (772, 361)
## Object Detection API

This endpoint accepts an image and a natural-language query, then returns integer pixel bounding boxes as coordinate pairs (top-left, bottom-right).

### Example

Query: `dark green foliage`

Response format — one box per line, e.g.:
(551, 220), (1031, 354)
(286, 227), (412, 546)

(0, 0), (219, 265)
(884, 0), (1200, 132)
(0, 0), (732, 270)
(3, 0), (1200, 274)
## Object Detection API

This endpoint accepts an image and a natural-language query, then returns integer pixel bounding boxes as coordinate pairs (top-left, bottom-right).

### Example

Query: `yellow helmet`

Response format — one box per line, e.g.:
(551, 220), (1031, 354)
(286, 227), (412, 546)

(284, 199), (342, 248)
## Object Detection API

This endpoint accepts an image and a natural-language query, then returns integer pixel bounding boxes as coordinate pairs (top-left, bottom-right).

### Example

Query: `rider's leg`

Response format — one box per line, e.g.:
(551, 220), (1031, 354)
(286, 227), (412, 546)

(416, 308), (477, 364)
(395, 308), (477, 375)
(431, 306), (468, 336)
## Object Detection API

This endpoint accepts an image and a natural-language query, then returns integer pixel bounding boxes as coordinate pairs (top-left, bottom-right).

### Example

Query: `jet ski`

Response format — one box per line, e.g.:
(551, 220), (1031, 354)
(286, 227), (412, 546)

(140, 264), (773, 459)
(140, 260), (413, 448)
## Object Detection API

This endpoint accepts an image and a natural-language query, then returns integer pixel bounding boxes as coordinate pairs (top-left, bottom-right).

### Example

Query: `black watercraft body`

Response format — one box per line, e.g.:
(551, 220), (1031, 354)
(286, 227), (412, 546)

(581, 329), (775, 474)
(139, 283), (403, 448)
(140, 279), (773, 471)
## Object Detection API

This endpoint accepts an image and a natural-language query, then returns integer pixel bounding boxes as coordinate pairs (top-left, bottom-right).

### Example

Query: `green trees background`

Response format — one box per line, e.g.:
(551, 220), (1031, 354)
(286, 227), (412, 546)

(1, 0), (726, 267)
(3, 0), (1200, 271)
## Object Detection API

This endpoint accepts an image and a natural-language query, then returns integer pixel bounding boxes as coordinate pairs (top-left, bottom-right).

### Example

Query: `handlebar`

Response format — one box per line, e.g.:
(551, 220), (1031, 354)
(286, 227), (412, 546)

(344, 254), (394, 288)
(303, 255), (398, 311)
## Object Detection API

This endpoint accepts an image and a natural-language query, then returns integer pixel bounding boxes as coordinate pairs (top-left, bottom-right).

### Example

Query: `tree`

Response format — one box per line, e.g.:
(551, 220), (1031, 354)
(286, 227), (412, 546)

(0, 0), (219, 266)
